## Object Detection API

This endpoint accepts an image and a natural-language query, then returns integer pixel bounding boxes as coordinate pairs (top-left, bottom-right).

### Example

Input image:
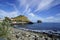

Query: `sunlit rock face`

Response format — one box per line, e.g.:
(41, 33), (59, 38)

(11, 15), (31, 23)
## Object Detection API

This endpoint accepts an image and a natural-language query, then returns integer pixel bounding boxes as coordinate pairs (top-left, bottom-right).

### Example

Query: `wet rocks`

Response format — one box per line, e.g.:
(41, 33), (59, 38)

(9, 28), (60, 40)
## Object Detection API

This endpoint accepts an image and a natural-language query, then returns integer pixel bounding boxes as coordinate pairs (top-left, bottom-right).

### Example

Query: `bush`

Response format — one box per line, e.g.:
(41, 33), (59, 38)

(0, 17), (12, 40)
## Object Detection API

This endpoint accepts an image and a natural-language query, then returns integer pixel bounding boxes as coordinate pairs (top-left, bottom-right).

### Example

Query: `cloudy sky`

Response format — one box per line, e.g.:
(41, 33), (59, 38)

(0, 0), (60, 22)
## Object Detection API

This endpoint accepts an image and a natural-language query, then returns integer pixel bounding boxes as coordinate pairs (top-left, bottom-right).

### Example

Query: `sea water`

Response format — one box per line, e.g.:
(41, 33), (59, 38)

(15, 23), (60, 31)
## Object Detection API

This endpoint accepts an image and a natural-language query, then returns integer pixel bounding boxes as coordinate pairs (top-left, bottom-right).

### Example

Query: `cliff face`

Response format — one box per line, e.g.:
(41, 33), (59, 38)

(11, 15), (30, 23)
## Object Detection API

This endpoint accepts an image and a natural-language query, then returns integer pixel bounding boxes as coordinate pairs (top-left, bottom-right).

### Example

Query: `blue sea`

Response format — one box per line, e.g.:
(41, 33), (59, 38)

(15, 23), (60, 31)
(13, 23), (60, 34)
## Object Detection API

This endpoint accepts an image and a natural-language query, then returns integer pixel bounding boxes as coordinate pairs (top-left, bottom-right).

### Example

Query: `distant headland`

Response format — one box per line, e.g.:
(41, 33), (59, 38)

(11, 15), (42, 24)
(0, 15), (42, 24)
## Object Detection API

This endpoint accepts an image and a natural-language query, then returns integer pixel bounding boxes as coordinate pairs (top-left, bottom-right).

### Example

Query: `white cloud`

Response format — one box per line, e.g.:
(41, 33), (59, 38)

(18, 0), (27, 6)
(23, 4), (29, 13)
(46, 16), (54, 19)
(18, 0), (41, 13)
(50, 0), (60, 7)
(44, 16), (60, 22)
(18, 0), (60, 13)
(6, 2), (19, 12)
(0, 10), (18, 18)
(56, 13), (60, 16)
(28, 13), (35, 17)
(0, 3), (20, 18)
(18, 0), (39, 6)
(35, 0), (54, 12)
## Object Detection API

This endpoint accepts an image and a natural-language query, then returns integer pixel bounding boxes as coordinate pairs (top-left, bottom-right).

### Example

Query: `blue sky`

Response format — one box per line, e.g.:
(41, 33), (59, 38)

(0, 0), (60, 22)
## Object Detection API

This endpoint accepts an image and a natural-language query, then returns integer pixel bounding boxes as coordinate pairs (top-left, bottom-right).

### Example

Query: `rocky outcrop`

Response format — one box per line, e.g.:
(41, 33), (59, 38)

(37, 20), (42, 23)
(8, 27), (60, 40)
(11, 15), (30, 23)
(27, 22), (34, 24)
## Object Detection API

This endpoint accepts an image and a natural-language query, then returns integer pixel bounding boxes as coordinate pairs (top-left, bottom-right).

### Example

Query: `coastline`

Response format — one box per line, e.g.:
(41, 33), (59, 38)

(9, 27), (60, 40)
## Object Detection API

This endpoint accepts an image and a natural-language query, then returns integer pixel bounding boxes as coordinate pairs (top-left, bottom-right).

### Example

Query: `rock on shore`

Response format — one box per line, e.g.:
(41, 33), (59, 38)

(8, 27), (59, 40)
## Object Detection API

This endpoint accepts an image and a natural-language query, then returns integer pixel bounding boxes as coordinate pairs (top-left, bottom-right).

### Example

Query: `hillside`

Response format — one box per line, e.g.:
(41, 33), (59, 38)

(11, 15), (30, 23)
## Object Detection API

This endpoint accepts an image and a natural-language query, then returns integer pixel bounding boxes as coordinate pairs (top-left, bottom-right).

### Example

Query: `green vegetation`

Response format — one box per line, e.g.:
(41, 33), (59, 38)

(4, 17), (11, 23)
(0, 17), (12, 40)
(12, 15), (30, 23)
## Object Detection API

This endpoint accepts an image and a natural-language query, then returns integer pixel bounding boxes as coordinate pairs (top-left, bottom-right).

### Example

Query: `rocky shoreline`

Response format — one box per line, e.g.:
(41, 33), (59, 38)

(5, 27), (59, 40)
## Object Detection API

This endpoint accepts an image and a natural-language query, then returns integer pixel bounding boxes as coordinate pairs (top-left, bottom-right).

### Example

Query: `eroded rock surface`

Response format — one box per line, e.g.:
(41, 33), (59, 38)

(9, 28), (60, 40)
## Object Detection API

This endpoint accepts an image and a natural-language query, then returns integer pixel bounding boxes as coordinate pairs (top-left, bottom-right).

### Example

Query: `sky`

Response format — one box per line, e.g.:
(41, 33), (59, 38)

(0, 0), (60, 22)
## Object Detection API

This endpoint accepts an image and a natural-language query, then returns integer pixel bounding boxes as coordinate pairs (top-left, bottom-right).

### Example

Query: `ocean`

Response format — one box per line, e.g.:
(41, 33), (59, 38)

(14, 23), (60, 31)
